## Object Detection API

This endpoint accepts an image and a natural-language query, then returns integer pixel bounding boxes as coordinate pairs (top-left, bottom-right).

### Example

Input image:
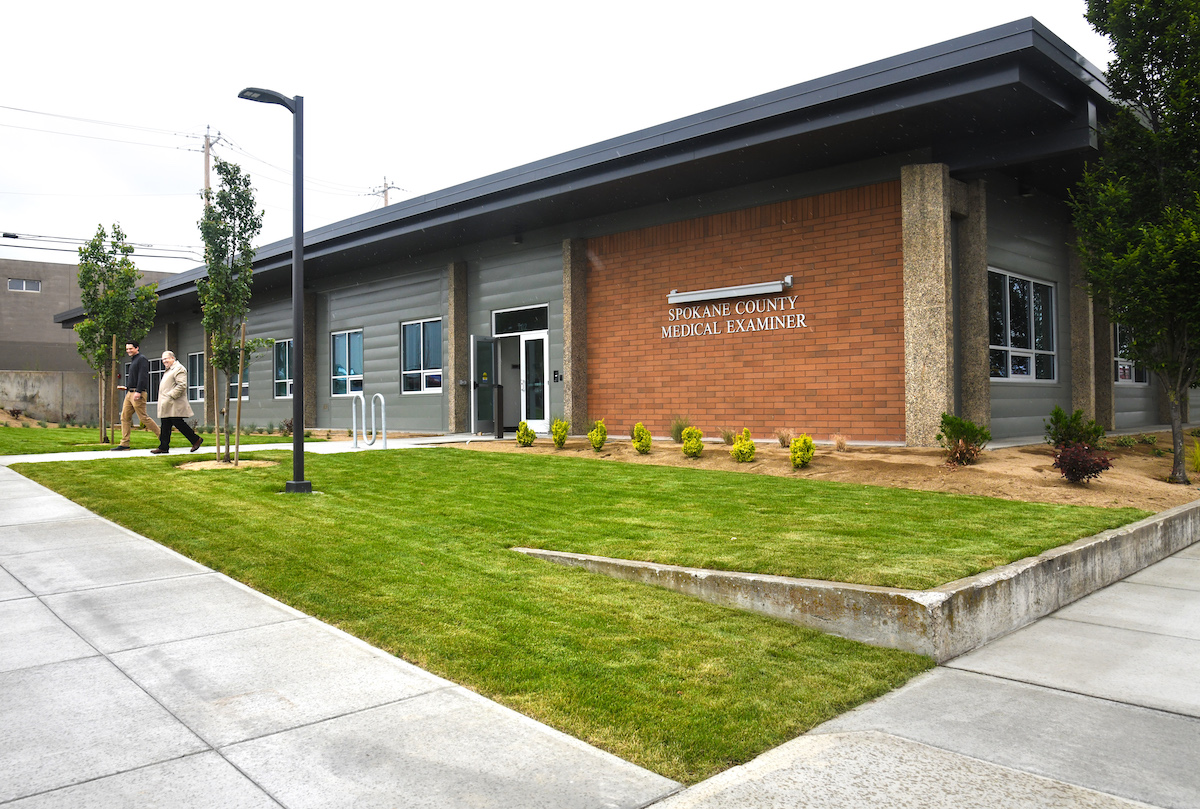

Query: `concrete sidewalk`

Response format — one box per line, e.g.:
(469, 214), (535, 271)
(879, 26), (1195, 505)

(0, 466), (679, 808)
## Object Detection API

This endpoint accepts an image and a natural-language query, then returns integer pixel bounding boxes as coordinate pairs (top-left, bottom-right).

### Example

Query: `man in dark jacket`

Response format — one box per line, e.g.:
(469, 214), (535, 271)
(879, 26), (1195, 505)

(112, 339), (161, 450)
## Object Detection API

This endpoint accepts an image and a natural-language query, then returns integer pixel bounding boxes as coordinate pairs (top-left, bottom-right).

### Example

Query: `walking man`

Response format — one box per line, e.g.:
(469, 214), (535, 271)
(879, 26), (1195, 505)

(151, 351), (203, 454)
(112, 339), (160, 450)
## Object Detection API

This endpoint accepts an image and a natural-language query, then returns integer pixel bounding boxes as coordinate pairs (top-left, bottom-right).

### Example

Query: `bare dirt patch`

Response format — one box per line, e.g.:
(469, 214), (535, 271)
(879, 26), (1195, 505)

(450, 431), (1200, 513)
(177, 459), (279, 471)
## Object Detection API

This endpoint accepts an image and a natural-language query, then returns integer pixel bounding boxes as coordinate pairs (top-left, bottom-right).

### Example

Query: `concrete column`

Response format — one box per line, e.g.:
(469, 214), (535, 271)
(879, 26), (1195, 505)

(1068, 243), (1097, 420)
(901, 164), (956, 446)
(562, 238), (589, 434)
(165, 322), (179, 357)
(446, 261), (469, 433)
(956, 179), (990, 428)
(303, 290), (317, 429)
(1093, 306), (1115, 429)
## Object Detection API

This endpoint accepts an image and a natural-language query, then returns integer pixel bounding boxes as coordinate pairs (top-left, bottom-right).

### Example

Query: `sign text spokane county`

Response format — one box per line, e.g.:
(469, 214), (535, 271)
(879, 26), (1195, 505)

(661, 295), (806, 339)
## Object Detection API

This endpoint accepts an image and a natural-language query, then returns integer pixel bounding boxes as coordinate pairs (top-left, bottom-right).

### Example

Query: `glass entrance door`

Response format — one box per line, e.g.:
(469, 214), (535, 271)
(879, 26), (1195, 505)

(520, 333), (548, 433)
(471, 335), (497, 434)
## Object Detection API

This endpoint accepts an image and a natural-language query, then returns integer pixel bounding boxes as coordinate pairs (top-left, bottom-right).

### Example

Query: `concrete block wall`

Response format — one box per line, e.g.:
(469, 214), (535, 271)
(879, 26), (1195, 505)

(0, 371), (97, 423)
(585, 182), (905, 441)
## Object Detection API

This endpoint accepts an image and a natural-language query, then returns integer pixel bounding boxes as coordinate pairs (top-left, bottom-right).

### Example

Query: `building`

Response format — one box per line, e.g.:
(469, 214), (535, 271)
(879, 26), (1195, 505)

(56, 19), (1198, 442)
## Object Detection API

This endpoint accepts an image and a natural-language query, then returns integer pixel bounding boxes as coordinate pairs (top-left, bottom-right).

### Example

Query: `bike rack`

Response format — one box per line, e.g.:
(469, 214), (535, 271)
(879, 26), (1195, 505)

(350, 393), (387, 449)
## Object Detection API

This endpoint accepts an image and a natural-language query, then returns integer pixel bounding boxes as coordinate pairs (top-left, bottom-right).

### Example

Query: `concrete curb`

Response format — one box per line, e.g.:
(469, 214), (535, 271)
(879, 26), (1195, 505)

(514, 498), (1200, 662)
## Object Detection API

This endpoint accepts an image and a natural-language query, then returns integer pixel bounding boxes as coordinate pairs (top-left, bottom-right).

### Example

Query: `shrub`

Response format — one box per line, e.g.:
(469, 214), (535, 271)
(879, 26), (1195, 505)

(1191, 440), (1200, 474)
(935, 413), (991, 466)
(681, 426), (704, 458)
(632, 422), (652, 454)
(1114, 435), (1136, 448)
(790, 434), (816, 468)
(775, 428), (793, 448)
(1053, 443), (1112, 484)
(1044, 405), (1104, 448)
(57, 421), (68, 428)
(670, 415), (691, 443)
(8, 408), (23, 420)
(281, 418), (294, 436)
(267, 422), (275, 434)
(588, 419), (607, 451)
(63, 412), (76, 424)
(718, 427), (736, 445)
(21, 422), (30, 428)
(303, 430), (312, 438)
(551, 417), (568, 449)
(516, 421), (536, 446)
(1137, 433), (1157, 446)
(729, 428), (756, 462)
(38, 420), (48, 428)
(832, 433), (848, 452)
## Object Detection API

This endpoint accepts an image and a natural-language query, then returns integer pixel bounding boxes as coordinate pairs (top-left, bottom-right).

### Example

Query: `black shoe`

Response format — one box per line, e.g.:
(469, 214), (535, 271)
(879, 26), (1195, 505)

(191, 438), (203, 453)
(150, 448), (169, 454)
(111, 445), (132, 451)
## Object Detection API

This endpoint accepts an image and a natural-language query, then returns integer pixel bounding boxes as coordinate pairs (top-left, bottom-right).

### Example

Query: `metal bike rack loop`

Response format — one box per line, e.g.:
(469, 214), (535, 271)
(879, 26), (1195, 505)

(350, 393), (387, 449)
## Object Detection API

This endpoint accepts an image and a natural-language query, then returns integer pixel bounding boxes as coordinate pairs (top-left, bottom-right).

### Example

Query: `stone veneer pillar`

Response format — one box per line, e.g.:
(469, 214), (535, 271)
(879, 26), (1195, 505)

(1093, 307), (1115, 429)
(303, 290), (317, 429)
(1068, 241), (1097, 421)
(956, 179), (989, 429)
(562, 238), (588, 434)
(164, 322), (179, 358)
(446, 261), (469, 433)
(901, 164), (958, 446)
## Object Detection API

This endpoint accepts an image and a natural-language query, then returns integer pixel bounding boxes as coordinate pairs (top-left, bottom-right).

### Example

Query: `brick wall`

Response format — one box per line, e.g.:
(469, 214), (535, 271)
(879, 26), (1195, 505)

(586, 181), (905, 442)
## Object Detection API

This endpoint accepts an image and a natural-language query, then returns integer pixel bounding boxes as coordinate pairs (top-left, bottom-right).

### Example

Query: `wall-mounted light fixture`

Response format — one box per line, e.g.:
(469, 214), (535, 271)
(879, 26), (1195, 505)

(667, 275), (793, 305)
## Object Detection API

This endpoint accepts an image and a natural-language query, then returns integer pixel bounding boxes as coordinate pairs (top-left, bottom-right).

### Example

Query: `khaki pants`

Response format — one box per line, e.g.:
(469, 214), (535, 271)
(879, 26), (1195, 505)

(120, 392), (160, 446)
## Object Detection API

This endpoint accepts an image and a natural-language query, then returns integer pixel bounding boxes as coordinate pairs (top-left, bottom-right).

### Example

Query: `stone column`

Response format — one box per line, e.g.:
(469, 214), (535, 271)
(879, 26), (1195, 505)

(446, 261), (469, 433)
(901, 164), (956, 447)
(1068, 242), (1097, 420)
(165, 322), (179, 357)
(1093, 307), (1115, 430)
(562, 238), (588, 434)
(303, 290), (317, 429)
(956, 179), (990, 429)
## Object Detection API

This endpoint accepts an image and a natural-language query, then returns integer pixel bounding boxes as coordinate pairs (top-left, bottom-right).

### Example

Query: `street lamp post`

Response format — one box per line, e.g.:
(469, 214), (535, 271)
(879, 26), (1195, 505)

(238, 87), (311, 493)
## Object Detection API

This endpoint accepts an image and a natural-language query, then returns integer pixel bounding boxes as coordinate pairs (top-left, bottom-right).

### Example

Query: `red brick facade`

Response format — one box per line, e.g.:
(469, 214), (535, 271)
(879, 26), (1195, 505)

(586, 181), (906, 442)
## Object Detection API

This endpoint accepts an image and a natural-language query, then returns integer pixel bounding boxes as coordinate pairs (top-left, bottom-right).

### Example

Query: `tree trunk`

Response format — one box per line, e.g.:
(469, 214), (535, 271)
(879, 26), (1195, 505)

(97, 371), (106, 442)
(1168, 388), (1189, 484)
(222, 372), (232, 463)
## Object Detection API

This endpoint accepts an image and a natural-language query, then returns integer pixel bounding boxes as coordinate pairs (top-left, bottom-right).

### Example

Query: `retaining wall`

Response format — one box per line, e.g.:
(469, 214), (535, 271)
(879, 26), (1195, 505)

(0, 371), (98, 423)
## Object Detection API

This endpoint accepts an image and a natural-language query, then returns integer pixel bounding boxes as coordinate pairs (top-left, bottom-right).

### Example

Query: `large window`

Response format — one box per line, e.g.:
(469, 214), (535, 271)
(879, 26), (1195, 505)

(401, 318), (442, 393)
(227, 369), (249, 401)
(124, 358), (164, 403)
(989, 269), (1056, 381)
(331, 329), (363, 395)
(187, 353), (205, 402)
(274, 339), (294, 398)
(1114, 324), (1149, 384)
(7, 278), (41, 292)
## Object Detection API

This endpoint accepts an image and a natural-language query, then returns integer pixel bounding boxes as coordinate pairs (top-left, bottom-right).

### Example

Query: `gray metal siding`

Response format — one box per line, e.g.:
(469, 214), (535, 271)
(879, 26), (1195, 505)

(984, 176), (1073, 440)
(1115, 382), (1158, 430)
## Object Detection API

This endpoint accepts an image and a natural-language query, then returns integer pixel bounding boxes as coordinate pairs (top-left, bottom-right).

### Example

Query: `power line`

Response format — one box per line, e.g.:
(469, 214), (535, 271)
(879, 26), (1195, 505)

(0, 242), (201, 261)
(0, 121), (203, 152)
(0, 104), (205, 139)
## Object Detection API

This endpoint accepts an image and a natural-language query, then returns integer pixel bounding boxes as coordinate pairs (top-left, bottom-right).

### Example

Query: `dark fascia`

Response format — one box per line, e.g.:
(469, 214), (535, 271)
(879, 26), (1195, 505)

(60, 16), (1111, 322)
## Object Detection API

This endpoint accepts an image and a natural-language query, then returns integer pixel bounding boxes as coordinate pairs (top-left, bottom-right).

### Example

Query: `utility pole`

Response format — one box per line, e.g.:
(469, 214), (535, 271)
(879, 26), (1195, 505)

(202, 125), (218, 429)
(371, 176), (405, 207)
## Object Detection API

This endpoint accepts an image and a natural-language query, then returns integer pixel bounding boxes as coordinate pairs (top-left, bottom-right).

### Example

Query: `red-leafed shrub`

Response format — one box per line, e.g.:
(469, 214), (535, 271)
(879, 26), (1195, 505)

(1053, 443), (1113, 484)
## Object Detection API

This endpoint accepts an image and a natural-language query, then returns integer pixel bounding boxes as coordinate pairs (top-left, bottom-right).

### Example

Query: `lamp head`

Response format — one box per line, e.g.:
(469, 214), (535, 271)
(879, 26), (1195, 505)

(238, 87), (296, 113)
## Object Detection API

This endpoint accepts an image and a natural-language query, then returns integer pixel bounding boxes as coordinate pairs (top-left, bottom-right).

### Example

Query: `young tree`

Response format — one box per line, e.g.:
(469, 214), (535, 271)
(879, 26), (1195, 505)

(1071, 0), (1200, 483)
(74, 224), (158, 441)
(197, 157), (269, 462)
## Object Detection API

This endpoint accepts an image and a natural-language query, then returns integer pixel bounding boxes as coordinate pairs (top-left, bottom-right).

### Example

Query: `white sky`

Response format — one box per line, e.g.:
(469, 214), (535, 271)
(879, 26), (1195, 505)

(0, 0), (1112, 276)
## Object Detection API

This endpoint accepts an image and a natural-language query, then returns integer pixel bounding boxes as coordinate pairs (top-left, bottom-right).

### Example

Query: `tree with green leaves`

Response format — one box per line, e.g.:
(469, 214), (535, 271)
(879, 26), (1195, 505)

(197, 157), (270, 461)
(1071, 0), (1200, 484)
(74, 224), (158, 442)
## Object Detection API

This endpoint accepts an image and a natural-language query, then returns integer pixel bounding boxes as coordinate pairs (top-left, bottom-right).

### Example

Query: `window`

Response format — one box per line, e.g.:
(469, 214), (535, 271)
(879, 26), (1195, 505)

(493, 305), (549, 336)
(7, 278), (41, 292)
(228, 369), (249, 401)
(187, 353), (205, 402)
(123, 358), (164, 403)
(1114, 324), (1149, 384)
(988, 270), (1056, 381)
(331, 329), (363, 395)
(274, 339), (294, 398)
(401, 319), (442, 393)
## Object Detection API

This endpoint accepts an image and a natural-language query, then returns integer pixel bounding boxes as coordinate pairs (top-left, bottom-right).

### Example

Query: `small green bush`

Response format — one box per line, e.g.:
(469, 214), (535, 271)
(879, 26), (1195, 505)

(1053, 443), (1112, 484)
(516, 421), (536, 447)
(670, 415), (692, 443)
(588, 419), (608, 451)
(1136, 433), (1157, 446)
(1114, 435), (1136, 448)
(1191, 440), (1200, 474)
(57, 421), (68, 428)
(632, 422), (652, 454)
(681, 426), (704, 458)
(729, 428), (756, 462)
(551, 417), (568, 449)
(935, 413), (990, 466)
(1044, 405), (1104, 448)
(38, 420), (48, 428)
(790, 434), (816, 468)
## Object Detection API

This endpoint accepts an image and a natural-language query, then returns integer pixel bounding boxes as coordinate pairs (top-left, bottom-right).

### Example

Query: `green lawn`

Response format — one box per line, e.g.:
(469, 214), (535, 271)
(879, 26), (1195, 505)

(0, 424), (309, 455)
(12, 449), (1148, 782)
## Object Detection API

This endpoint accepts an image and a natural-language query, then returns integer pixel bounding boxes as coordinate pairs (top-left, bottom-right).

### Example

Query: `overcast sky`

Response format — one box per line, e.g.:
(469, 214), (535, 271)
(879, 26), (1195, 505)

(1, 0), (1112, 276)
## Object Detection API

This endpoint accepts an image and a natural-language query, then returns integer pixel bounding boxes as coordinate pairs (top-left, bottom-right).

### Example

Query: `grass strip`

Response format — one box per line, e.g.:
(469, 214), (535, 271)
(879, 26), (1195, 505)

(13, 448), (1146, 782)
(0, 424), (310, 455)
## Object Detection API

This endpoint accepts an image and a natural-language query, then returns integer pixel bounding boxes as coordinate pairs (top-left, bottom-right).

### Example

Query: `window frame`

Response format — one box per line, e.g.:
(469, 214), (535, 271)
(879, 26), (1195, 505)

(400, 318), (443, 394)
(227, 369), (249, 402)
(7, 278), (41, 292)
(988, 268), (1058, 383)
(1113, 324), (1149, 385)
(186, 352), (205, 402)
(124, 358), (164, 403)
(330, 328), (364, 397)
(274, 339), (294, 399)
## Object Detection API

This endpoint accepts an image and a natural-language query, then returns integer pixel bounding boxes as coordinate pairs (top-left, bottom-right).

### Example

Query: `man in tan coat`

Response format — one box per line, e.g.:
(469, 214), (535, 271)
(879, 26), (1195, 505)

(151, 351), (203, 454)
